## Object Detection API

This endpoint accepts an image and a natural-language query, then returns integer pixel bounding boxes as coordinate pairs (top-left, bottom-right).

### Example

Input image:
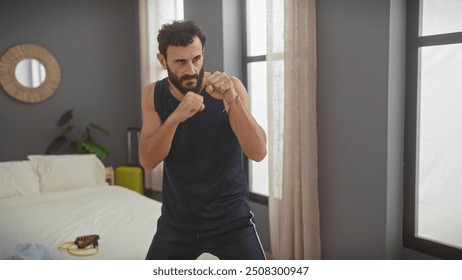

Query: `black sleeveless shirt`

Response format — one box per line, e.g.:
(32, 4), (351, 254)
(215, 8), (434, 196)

(154, 77), (250, 230)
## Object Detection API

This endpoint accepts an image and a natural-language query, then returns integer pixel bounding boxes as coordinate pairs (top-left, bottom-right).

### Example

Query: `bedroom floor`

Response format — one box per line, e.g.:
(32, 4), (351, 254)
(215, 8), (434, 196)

(144, 189), (162, 202)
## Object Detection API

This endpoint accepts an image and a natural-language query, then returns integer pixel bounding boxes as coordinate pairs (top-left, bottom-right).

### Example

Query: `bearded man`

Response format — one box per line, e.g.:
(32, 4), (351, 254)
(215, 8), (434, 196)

(139, 20), (267, 260)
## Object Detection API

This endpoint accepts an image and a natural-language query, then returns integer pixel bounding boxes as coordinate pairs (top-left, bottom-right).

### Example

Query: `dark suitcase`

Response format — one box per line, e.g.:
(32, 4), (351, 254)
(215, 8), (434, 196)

(115, 127), (144, 194)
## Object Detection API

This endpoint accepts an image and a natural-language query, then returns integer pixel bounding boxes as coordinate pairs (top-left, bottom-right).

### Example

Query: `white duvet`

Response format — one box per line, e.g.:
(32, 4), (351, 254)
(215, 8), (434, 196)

(0, 185), (160, 260)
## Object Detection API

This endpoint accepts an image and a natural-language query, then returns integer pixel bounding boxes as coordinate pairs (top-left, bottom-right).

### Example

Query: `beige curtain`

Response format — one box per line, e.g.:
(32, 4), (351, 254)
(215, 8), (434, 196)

(268, 0), (321, 259)
(138, 0), (183, 191)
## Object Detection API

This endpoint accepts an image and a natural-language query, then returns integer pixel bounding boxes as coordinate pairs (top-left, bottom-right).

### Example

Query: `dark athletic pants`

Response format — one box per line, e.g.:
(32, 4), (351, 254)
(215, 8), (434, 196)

(145, 212), (266, 260)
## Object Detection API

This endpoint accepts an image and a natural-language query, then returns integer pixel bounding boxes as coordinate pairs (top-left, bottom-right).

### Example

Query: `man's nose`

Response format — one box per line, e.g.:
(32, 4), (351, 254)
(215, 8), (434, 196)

(184, 61), (196, 75)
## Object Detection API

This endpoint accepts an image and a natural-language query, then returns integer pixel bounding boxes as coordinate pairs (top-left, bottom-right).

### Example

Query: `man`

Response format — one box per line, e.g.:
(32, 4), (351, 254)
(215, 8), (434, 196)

(139, 20), (267, 260)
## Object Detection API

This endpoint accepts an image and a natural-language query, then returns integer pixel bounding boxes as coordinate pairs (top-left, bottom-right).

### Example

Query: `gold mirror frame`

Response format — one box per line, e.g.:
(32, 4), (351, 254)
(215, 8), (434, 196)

(0, 44), (61, 103)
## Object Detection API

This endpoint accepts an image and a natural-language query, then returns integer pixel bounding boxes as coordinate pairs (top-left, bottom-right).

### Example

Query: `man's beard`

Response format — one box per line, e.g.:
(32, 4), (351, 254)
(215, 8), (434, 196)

(167, 66), (204, 95)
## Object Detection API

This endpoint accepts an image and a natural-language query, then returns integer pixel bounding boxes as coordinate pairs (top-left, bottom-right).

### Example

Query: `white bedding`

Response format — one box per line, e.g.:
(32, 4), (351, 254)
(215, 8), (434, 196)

(0, 185), (160, 260)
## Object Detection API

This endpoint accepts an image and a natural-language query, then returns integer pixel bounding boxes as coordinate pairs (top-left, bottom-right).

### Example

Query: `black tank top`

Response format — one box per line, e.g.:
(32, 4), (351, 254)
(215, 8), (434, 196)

(154, 77), (250, 230)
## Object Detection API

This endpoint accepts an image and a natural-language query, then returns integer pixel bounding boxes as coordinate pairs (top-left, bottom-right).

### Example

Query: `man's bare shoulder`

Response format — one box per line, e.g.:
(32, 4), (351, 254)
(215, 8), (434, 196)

(141, 82), (156, 111)
(143, 82), (155, 94)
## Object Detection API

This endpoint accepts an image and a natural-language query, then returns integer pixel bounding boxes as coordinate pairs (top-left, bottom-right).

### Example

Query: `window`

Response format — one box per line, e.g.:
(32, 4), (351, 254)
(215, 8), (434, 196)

(244, 0), (269, 199)
(404, 0), (462, 259)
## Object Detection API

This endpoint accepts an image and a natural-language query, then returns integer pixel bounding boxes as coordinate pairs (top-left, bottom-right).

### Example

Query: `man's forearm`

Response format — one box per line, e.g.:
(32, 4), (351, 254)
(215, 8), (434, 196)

(227, 97), (267, 162)
(139, 117), (179, 170)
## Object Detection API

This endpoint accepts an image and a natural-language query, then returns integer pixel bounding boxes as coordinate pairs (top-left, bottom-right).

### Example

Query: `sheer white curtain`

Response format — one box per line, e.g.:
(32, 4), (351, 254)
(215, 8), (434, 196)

(138, 0), (183, 190)
(267, 0), (321, 259)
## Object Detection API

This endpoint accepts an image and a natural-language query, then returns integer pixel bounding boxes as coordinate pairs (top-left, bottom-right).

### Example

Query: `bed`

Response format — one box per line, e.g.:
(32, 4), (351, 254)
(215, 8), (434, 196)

(0, 154), (162, 260)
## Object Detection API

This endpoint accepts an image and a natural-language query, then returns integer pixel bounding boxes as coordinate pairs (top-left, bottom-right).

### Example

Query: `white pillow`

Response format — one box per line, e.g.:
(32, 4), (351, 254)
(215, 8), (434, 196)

(27, 154), (108, 193)
(0, 160), (40, 198)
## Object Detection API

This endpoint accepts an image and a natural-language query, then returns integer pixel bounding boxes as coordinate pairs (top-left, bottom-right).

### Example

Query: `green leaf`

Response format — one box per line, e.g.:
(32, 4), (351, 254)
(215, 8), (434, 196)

(89, 122), (111, 136)
(46, 109), (110, 159)
(57, 108), (74, 127)
(58, 125), (73, 138)
(45, 136), (68, 154)
(82, 141), (109, 159)
(85, 126), (93, 141)
(70, 140), (82, 154)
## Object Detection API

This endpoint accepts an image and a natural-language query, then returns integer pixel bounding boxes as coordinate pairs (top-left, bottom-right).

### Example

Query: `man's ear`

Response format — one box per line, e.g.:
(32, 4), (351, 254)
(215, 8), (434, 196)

(157, 53), (167, 69)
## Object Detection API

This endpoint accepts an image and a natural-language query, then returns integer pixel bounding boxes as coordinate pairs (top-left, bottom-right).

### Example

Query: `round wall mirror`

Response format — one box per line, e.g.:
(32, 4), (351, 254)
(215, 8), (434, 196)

(15, 58), (47, 88)
(0, 44), (61, 103)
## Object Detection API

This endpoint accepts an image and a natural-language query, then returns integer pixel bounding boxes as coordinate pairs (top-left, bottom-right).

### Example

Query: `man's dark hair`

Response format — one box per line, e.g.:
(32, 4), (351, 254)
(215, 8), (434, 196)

(157, 20), (206, 58)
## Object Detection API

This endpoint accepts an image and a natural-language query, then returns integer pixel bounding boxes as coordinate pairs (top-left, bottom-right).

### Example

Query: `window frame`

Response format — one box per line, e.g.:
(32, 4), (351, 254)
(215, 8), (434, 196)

(403, 0), (462, 259)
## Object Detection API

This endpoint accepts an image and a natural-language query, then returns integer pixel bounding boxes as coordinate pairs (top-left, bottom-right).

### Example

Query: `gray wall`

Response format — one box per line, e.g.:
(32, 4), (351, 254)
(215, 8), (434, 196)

(318, 0), (390, 259)
(0, 0), (141, 167)
(184, 0), (225, 73)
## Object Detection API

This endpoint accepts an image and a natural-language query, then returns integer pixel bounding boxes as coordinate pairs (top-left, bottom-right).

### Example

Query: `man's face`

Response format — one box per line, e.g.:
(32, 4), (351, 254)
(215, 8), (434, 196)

(167, 65), (204, 95)
(164, 36), (205, 94)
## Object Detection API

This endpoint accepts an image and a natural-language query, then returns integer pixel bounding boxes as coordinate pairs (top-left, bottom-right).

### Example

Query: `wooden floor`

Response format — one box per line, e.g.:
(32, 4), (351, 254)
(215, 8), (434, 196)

(143, 189), (162, 202)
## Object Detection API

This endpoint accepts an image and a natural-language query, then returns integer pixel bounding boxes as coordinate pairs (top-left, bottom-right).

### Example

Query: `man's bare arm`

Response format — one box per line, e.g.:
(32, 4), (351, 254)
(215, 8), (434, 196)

(139, 83), (205, 170)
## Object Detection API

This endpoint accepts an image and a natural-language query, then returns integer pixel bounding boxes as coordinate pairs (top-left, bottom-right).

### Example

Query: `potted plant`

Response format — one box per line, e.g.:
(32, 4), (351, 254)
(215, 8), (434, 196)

(45, 108), (110, 159)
